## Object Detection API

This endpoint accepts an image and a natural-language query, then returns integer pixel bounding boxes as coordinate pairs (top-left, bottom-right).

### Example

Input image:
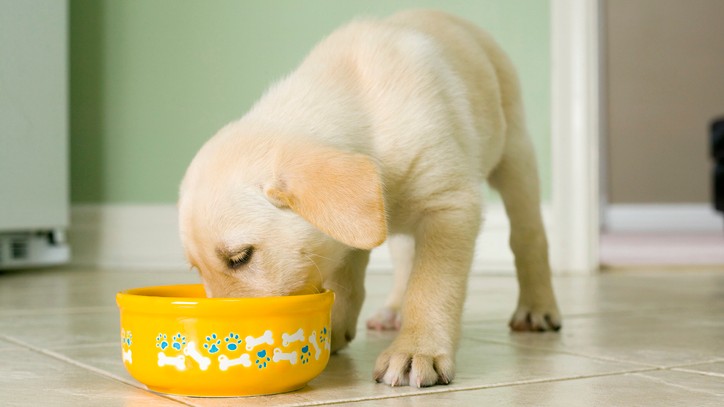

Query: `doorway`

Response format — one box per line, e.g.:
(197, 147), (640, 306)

(599, 0), (724, 269)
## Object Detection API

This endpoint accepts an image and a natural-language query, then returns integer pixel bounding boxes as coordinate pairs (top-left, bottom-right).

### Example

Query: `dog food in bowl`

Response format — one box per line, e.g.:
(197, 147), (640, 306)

(116, 284), (334, 397)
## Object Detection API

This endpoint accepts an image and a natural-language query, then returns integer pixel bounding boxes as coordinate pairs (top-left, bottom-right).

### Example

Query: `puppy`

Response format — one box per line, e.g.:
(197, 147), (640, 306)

(179, 9), (561, 388)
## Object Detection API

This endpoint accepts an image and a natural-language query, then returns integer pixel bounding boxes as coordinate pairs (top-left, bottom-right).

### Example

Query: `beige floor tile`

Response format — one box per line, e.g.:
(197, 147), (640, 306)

(49, 344), (132, 380)
(464, 307), (724, 367)
(0, 338), (15, 350)
(331, 369), (724, 407)
(0, 346), (183, 406)
(0, 311), (121, 348)
(0, 268), (196, 314)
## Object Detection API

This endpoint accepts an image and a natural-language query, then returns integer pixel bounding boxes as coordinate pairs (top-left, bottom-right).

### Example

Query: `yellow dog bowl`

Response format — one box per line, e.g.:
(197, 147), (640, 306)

(116, 284), (334, 397)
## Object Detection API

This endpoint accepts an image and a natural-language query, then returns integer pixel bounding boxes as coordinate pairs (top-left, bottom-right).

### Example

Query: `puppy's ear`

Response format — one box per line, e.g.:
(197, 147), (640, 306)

(264, 146), (387, 250)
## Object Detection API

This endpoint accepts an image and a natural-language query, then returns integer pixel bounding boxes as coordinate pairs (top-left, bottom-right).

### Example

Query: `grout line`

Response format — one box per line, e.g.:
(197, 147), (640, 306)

(291, 367), (662, 406)
(628, 371), (724, 397)
(666, 359), (724, 378)
(0, 334), (195, 407)
(671, 367), (724, 379)
(466, 335), (724, 376)
(658, 359), (724, 369)
(667, 358), (724, 367)
(463, 336), (660, 368)
(671, 368), (724, 379)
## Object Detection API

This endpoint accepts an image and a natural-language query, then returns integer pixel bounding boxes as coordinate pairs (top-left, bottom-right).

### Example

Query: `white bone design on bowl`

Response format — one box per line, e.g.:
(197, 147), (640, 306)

(157, 352), (185, 370)
(282, 328), (305, 347)
(308, 331), (321, 360)
(122, 349), (133, 364)
(184, 341), (211, 371)
(218, 353), (252, 371)
(272, 348), (298, 364)
(245, 330), (273, 351)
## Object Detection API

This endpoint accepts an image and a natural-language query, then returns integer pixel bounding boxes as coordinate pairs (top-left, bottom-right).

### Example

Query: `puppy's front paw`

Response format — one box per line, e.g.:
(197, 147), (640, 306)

(509, 300), (562, 332)
(366, 306), (401, 331)
(373, 340), (454, 388)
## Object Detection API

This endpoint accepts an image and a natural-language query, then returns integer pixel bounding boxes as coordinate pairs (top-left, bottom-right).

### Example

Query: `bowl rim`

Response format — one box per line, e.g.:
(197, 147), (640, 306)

(116, 284), (334, 317)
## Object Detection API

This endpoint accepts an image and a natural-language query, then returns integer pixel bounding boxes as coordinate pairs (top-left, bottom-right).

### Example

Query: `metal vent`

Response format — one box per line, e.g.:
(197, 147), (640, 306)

(11, 238), (29, 259)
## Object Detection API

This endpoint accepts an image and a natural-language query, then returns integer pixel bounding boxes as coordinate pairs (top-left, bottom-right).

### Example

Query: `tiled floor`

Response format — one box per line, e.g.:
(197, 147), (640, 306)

(1, 267), (723, 406)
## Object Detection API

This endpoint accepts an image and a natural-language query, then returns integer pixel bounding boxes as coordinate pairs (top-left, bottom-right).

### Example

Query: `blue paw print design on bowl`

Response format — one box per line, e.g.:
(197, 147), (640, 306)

(255, 349), (271, 369)
(300, 345), (312, 364)
(225, 332), (242, 351)
(121, 330), (133, 347)
(171, 333), (186, 351)
(203, 333), (222, 354)
(156, 333), (169, 350)
(121, 329), (133, 364)
(319, 326), (329, 349)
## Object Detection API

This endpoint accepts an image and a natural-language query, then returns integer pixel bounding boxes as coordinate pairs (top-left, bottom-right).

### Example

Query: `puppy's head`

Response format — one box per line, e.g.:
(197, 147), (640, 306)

(178, 125), (386, 298)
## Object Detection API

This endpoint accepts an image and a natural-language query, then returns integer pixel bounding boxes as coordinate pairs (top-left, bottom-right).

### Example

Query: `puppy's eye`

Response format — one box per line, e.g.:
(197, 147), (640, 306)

(227, 247), (253, 270)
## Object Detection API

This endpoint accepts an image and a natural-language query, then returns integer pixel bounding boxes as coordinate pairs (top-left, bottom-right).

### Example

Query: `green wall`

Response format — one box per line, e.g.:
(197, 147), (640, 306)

(70, 0), (550, 204)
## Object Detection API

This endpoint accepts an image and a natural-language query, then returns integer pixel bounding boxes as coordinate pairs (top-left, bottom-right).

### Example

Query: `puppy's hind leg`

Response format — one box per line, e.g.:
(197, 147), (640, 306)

(489, 124), (561, 332)
(366, 234), (414, 331)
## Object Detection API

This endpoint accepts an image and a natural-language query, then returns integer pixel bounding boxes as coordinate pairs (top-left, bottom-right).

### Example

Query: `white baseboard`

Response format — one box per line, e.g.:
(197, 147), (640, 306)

(69, 204), (186, 269)
(69, 204), (553, 273)
(605, 204), (722, 233)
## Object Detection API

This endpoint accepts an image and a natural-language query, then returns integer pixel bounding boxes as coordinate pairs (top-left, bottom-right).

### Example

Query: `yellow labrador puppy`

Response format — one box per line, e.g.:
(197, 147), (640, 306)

(179, 9), (561, 388)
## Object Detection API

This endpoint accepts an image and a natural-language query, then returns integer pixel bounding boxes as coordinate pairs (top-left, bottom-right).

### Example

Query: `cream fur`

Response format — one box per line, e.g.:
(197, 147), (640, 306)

(178, 9), (561, 388)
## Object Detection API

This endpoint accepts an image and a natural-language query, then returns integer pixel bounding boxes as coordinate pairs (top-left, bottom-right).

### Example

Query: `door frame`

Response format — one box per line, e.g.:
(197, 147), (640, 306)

(549, 0), (601, 274)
